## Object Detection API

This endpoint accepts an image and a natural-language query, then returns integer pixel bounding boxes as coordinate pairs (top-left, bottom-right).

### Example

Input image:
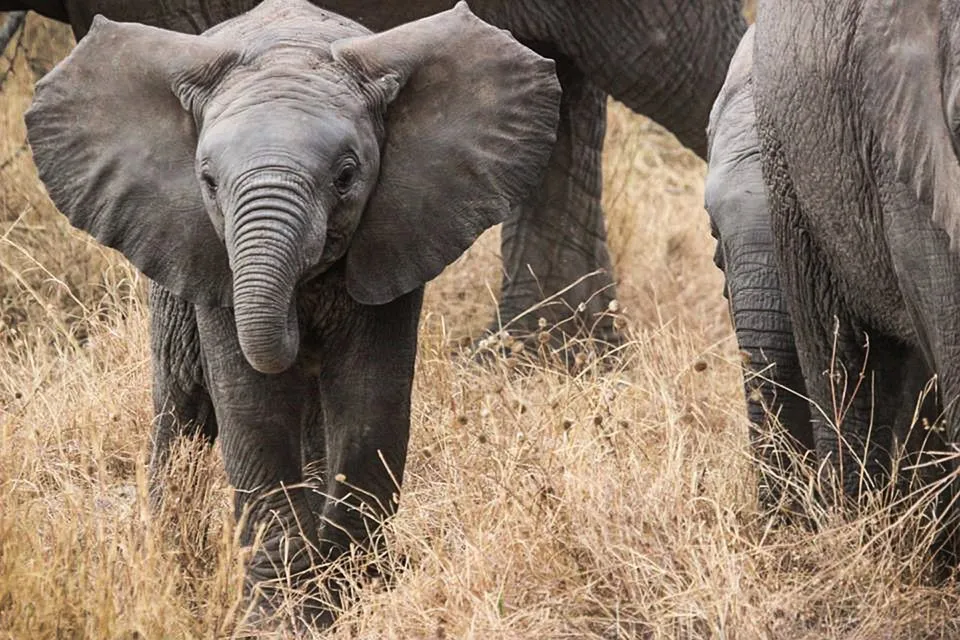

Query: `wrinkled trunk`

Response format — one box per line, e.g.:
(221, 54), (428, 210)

(228, 184), (322, 374)
(718, 222), (812, 449)
(715, 219), (813, 511)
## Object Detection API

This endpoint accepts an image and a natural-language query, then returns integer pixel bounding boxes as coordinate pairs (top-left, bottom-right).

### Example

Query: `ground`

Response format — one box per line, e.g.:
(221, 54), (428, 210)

(3, 7), (960, 639)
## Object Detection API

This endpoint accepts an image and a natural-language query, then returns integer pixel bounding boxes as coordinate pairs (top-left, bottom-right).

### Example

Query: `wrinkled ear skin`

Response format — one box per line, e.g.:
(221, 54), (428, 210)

(25, 15), (238, 306)
(941, 3), (960, 157)
(333, 1), (562, 306)
(858, 1), (960, 251)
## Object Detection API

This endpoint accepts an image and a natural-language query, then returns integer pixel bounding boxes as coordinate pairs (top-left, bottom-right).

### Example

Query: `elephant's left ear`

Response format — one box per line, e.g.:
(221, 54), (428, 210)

(332, 1), (561, 306)
(860, 0), (960, 251)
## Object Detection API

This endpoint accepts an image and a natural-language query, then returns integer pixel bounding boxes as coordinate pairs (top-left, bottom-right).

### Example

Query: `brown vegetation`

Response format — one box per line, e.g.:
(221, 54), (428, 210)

(2, 9), (958, 639)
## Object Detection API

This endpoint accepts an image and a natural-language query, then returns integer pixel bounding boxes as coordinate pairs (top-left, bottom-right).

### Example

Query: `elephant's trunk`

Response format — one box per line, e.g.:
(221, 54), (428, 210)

(228, 182), (324, 375)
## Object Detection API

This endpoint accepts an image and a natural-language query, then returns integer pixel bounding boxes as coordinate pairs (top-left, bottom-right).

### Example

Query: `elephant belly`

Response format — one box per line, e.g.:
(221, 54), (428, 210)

(772, 125), (910, 341)
(66, 0), (459, 37)
(310, 0), (456, 31)
(65, 0), (262, 35)
(789, 154), (914, 341)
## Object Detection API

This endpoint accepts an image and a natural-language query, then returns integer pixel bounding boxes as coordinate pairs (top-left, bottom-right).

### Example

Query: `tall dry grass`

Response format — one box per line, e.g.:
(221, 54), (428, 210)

(2, 8), (959, 639)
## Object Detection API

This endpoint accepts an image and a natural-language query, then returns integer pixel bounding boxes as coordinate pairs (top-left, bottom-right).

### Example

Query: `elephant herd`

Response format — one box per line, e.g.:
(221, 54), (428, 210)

(3, 0), (960, 630)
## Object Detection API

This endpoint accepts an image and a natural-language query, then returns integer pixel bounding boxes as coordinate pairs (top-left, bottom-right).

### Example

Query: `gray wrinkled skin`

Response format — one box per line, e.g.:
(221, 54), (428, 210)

(740, 0), (960, 546)
(3, 0), (747, 345)
(704, 25), (813, 514)
(25, 0), (561, 626)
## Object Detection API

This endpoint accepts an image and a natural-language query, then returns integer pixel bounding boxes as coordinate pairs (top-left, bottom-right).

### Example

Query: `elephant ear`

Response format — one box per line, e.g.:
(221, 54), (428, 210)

(859, 1), (960, 251)
(25, 16), (239, 306)
(331, 1), (561, 306)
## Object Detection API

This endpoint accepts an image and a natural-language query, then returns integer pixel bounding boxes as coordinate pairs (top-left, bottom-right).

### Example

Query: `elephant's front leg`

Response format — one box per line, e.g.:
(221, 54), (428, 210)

(193, 306), (322, 614)
(148, 283), (217, 508)
(497, 60), (618, 348)
(302, 287), (423, 566)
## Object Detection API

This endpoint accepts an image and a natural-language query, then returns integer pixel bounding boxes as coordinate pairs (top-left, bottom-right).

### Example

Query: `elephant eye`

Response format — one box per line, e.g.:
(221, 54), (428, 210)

(334, 159), (359, 196)
(200, 170), (218, 195)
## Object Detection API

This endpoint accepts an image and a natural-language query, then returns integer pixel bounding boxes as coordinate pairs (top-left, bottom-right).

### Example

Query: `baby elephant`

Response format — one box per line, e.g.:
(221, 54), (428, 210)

(26, 0), (560, 625)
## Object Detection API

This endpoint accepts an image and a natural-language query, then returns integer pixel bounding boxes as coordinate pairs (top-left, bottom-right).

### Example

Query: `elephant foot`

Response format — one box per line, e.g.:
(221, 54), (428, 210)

(236, 568), (339, 636)
(236, 531), (407, 634)
(754, 470), (817, 532)
(929, 511), (960, 584)
(749, 428), (821, 532)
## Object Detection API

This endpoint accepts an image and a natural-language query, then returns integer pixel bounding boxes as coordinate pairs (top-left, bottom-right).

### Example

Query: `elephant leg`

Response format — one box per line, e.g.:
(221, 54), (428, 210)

(805, 325), (915, 505)
(882, 187), (960, 571)
(497, 59), (618, 347)
(300, 401), (326, 493)
(147, 283), (217, 508)
(763, 140), (909, 506)
(289, 286), (422, 620)
(307, 288), (422, 563)
(777, 266), (910, 504)
(193, 305), (324, 620)
(710, 205), (814, 512)
(474, 0), (747, 350)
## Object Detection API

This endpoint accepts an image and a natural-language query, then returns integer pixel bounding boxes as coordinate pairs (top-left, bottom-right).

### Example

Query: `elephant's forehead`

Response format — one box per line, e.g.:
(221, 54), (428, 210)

(204, 0), (370, 47)
(211, 61), (365, 115)
(202, 74), (367, 147)
(199, 105), (364, 179)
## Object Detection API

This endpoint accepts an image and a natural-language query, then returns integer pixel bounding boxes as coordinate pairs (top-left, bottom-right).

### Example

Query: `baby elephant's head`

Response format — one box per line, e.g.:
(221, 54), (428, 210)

(25, 0), (561, 374)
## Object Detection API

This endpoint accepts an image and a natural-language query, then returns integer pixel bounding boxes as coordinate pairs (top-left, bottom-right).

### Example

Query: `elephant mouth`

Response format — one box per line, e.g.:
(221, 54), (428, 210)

(301, 229), (349, 281)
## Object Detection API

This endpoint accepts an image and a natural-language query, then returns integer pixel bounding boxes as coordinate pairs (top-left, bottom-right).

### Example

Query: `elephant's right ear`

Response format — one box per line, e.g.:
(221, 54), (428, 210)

(25, 16), (239, 306)
(859, 1), (960, 251)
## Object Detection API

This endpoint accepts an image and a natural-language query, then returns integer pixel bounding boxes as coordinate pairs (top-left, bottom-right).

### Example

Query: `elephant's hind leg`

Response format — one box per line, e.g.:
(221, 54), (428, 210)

(763, 142), (912, 509)
(147, 283), (218, 507)
(496, 59), (618, 351)
(882, 185), (960, 572)
(774, 258), (912, 508)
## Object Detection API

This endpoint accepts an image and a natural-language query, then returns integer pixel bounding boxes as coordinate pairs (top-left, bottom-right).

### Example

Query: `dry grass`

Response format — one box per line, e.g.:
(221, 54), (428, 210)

(2, 10), (959, 639)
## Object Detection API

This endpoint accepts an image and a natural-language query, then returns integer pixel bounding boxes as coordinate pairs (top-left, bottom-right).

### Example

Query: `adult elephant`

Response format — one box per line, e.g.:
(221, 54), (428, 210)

(741, 0), (958, 517)
(706, 22), (943, 519)
(2, 0), (747, 348)
(25, 0), (561, 624)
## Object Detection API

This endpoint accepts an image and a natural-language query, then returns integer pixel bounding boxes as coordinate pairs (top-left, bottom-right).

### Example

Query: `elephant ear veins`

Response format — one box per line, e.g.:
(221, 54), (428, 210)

(24, 16), (238, 306)
(859, 0), (960, 251)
